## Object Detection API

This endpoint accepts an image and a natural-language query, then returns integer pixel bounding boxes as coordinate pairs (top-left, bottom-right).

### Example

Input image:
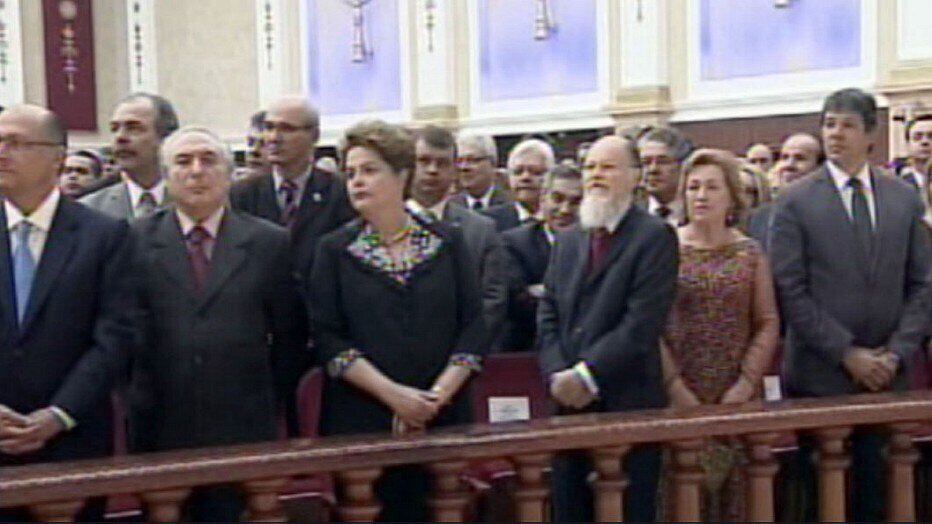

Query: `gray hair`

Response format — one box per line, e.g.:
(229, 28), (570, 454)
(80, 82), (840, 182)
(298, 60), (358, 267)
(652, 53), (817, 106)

(456, 133), (498, 165)
(507, 138), (555, 171)
(161, 126), (234, 174)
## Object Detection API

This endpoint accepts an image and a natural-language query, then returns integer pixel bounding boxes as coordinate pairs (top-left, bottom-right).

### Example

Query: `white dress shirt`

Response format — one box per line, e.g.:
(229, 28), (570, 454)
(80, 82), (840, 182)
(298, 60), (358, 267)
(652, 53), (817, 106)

(464, 186), (496, 210)
(647, 196), (683, 227)
(123, 173), (166, 218)
(272, 167), (311, 210)
(406, 197), (449, 222)
(826, 161), (877, 228)
(5, 188), (61, 263)
(175, 206), (225, 259)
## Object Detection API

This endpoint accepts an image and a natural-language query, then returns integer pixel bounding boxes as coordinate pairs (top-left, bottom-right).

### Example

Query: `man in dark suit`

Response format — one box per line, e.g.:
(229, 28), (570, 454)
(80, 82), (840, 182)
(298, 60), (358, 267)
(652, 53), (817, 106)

(449, 133), (512, 211)
(407, 125), (508, 348)
(129, 126), (305, 521)
(898, 114), (932, 192)
(538, 135), (678, 522)
(482, 138), (554, 232)
(0, 105), (134, 521)
(771, 88), (932, 522)
(81, 93), (179, 219)
(231, 95), (354, 286)
(501, 164), (582, 352)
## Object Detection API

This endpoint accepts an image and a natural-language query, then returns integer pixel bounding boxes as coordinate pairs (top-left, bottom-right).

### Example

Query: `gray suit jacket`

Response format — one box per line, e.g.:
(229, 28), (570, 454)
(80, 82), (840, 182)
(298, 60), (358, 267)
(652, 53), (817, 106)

(80, 181), (170, 220)
(771, 165), (932, 397)
(443, 204), (508, 349)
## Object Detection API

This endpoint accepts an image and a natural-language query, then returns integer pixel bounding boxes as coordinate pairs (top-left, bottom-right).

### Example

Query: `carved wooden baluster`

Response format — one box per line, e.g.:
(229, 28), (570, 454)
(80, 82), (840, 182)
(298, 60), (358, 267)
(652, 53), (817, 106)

(887, 423), (920, 523)
(428, 460), (469, 522)
(814, 426), (852, 523)
(514, 453), (551, 522)
(744, 432), (780, 522)
(337, 468), (382, 523)
(671, 439), (704, 522)
(591, 445), (631, 522)
(243, 477), (288, 522)
(29, 500), (84, 523)
(141, 488), (191, 523)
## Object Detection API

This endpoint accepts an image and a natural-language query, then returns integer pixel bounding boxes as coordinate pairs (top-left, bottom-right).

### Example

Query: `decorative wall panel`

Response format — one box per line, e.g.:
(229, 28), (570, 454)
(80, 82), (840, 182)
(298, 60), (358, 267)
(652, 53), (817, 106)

(42, 0), (96, 130)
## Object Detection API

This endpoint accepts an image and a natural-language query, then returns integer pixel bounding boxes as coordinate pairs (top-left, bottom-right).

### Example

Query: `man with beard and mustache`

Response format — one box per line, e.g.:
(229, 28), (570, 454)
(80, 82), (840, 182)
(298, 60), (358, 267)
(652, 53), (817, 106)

(637, 126), (693, 227)
(771, 88), (932, 522)
(501, 164), (582, 352)
(538, 134), (678, 522)
(484, 138), (554, 232)
(81, 93), (179, 219)
(746, 133), (823, 250)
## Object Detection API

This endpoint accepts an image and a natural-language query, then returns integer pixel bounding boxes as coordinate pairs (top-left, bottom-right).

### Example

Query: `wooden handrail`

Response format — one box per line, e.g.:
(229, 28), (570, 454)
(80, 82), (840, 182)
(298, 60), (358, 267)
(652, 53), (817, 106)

(2, 390), (932, 510)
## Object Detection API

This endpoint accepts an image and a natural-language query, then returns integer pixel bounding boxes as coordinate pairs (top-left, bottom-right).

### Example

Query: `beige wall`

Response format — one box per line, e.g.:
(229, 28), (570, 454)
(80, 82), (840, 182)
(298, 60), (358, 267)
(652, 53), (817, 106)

(155, 0), (259, 141)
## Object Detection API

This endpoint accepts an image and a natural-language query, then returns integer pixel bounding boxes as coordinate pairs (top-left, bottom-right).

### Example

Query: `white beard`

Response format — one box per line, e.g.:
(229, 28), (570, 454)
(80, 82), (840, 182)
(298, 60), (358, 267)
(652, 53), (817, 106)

(579, 191), (629, 230)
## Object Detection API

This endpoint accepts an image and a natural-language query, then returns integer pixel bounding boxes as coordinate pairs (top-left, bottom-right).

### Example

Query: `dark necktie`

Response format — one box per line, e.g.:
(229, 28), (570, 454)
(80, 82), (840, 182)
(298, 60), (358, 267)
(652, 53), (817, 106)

(847, 177), (874, 257)
(279, 179), (299, 228)
(656, 205), (671, 219)
(470, 199), (484, 211)
(185, 226), (211, 293)
(587, 228), (611, 277)
(137, 191), (157, 217)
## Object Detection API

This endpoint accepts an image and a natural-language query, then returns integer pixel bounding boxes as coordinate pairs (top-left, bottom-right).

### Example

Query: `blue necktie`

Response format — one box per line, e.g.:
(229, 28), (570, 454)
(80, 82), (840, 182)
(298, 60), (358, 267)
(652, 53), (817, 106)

(12, 222), (35, 324)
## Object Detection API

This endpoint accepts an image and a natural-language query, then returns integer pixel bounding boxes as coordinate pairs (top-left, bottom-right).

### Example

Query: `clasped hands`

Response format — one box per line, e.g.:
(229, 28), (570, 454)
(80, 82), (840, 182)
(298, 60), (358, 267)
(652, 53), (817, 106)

(549, 368), (596, 410)
(0, 405), (64, 456)
(385, 384), (444, 436)
(843, 346), (900, 392)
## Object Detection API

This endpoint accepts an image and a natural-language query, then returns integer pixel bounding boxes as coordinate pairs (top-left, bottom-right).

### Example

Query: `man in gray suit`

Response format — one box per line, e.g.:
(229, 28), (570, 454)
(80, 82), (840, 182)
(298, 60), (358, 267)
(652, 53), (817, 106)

(81, 93), (179, 219)
(128, 127), (305, 521)
(407, 125), (507, 348)
(771, 88), (932, 522)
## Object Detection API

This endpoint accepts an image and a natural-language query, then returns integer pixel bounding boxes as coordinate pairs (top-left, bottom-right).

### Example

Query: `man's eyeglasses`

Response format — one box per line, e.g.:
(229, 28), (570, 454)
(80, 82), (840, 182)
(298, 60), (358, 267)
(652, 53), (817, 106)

(0, 136), (64, 151)
(262, 121), (315, 134)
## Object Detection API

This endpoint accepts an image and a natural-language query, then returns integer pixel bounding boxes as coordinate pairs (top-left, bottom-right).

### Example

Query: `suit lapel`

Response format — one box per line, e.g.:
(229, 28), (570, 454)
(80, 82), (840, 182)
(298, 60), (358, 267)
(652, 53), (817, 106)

(868, 168), (892, 283)
(816, 167), (872, 278)
(152, 211), (198, 293)
(257, 175), (281, 221)
(19, 200), (80, 333)
(197, 211), (248, 311)
(565, 230), (590, 322)
(293, 168), (335, 237)
(0, 206), (15, 335)
(582, 211), (636, 289)
(113, 183), (133, 218)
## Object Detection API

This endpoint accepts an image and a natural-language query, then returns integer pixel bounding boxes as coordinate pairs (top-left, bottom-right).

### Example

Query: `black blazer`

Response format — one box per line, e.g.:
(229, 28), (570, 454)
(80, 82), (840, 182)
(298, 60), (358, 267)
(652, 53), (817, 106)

(538, 206), (678, 412)
(0, 198), (134, 465)
(230, 169), (356, 283)
(501, 222), (551, 351)
(483, 203), (522, 232)
(308, 217), (489, 435)
(745, 203), (775, 253)
(448, 187), (512, 211)
(128, 208), (306, 451)
(771, 166), (932, 397)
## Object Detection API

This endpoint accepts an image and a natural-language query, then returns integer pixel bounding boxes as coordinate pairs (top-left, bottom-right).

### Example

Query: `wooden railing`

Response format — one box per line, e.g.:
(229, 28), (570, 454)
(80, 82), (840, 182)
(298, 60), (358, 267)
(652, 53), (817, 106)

(3, 391), (932, 522)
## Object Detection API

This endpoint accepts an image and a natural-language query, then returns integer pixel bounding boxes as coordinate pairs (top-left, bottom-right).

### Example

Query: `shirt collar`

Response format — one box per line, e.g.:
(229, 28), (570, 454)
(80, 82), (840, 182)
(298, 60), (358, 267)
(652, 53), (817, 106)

(4, 188), (61, 233)
(515, 202), (536, 222)
(467, 186), (496, 209)
(273, 166), (311, 194)
(827, 160), (872, 193)
(406, 197), (448, 220)
(175, 206), (225, 238)
(542, 223), (556, 245)
(647, 196), (682, 216)
(122, 173), (166, 206)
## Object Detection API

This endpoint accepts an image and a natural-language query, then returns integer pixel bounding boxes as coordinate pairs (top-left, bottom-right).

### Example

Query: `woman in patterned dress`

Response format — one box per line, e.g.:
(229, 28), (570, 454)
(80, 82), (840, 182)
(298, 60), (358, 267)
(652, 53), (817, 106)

(659, 148), (780, 521)
(308, 120), (489, 521)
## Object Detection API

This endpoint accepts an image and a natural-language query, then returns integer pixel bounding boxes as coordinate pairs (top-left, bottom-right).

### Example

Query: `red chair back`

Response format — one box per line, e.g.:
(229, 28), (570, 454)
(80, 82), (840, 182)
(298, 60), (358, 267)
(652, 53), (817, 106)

(471, 352), (551, 423)
(296, 367), (325, 437)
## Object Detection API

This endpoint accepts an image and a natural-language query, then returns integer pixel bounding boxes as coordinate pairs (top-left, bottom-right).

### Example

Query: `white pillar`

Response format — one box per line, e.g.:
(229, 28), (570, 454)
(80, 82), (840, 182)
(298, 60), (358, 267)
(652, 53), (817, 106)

(413, 0), (457, 119)
(0, 0), (25, 105)
(126, 0), (158, 93)
(255, 0), (286, 108)
(619, 0), (667, 89)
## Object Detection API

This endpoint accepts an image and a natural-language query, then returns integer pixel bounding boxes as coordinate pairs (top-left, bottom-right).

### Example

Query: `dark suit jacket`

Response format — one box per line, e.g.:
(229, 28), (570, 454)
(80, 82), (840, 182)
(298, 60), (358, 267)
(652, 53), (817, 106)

(0, 198), (133, 465)
(448, 186), (512, 210)
(771, 165), (932, 397)
(538, 207), (678, 411)
(230, 169), (355, 284)
(308, 217), (489, 435)
(442, 204), (507, 348)
(501, 222), (551, 351)
(483, 203), (523, 232)
(128, 208), (305, 451)
(745, 203), (775, 253)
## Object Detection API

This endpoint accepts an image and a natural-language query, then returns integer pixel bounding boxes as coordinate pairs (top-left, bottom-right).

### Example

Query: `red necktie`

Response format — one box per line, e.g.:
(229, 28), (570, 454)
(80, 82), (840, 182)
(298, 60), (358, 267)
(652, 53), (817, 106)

(587, 228), (611, 276)
(185, 226), (211, 292)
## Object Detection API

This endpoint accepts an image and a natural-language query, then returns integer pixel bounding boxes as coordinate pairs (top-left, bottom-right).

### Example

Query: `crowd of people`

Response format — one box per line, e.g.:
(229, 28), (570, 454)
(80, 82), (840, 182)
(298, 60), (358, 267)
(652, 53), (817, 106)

(0, 85), (931, 522)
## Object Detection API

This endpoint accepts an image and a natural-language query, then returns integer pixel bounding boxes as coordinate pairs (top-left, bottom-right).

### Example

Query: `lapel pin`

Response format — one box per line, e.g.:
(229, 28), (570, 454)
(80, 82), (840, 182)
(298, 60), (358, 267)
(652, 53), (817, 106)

(312, 192), (323, 203)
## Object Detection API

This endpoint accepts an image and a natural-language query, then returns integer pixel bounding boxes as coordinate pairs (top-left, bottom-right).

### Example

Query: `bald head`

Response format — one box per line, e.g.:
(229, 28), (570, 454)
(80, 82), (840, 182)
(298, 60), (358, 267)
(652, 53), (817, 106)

(582, 135), (640, 200)
(264, 95), (321, 178)
(0, 104), (67, 212)
(1, 104), (66, 147)
(266, 95), (320, 133)
(777, 133), (822, 186)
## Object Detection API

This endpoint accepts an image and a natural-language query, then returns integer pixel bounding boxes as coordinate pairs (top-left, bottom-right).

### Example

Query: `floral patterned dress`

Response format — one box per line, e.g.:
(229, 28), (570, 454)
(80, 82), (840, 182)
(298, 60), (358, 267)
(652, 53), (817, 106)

(659, 237), (778, 522)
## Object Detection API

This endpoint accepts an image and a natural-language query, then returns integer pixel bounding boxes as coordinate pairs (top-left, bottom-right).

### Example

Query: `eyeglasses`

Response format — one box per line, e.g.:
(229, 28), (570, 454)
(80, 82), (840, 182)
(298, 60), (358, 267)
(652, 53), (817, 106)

(0, 136), (64, 151)
(262, 121), (315, 134)
(456, 155), (491, 166)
